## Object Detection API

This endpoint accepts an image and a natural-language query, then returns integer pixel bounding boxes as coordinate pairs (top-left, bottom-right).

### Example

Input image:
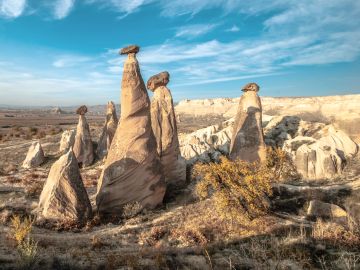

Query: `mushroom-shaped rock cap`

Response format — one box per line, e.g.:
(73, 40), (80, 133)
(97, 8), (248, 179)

(76, 105), (88, 115)
(242, 82), (260, 92)
(147, 71), (170, 91)
(120, 45), (140, 55)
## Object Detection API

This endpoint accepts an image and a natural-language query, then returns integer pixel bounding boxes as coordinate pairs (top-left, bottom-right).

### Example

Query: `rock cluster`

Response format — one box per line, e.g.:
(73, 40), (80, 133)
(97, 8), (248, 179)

(37, 150), (92, 222)
(22, 141), (45, 169)
(229, 83), (267, 163)
(97, 101), (118, 159)
(148, 71), (186, 185)
(96, 45), (166, 215)
(73, 105), (94, 167)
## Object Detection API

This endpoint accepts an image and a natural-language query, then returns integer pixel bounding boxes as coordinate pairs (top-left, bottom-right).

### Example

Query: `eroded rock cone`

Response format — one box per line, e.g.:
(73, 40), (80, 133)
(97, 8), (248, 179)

(59, 129), (75, 153)
(148, 71), (186, 185)
(73, 105), (94, 167)
(22, 141), (45, 169)
(38, 149), (92, 223)
(96, 45), (166, 215)
(97, 101), (118, 159)
(229, 83), (267, 163)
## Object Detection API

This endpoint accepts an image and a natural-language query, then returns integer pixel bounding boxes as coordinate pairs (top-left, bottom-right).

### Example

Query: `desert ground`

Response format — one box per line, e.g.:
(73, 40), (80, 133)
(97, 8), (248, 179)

(0, 95), (360, 270)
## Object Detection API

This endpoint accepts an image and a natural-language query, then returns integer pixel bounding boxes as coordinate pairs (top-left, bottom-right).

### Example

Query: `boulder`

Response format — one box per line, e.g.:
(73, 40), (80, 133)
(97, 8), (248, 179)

(37, 150), (92, 223)
(22, 141), (45, 169)
(97, 101), (118, 159)
(307, 200), (347, 220)
(229, 82), (267, 163)
(59, 130), (75, 153)
(73, 105), (94, 167)
(148, 71), (186, 185)
(96, 46), (166, 215)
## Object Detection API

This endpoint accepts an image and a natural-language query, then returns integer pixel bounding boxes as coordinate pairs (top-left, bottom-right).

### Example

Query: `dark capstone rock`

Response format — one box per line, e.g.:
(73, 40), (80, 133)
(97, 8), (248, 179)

(147, 71), (170, 91)
(242, 82), (260, 92)
(76, 105), (88, 115)
(120, 45), (140, 55)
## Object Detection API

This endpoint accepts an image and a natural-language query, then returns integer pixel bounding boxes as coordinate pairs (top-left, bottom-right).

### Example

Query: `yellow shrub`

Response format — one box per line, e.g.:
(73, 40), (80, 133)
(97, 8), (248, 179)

(193, 156), (273, 222)
(266, 147), (299, 181)
(10, 215), (34, 245)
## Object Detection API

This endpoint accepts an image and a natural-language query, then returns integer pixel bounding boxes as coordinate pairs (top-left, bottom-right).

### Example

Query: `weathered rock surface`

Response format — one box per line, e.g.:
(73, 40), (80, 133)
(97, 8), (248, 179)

(229, 83), (267, 163)
(148, 71), (186, 185)
(96, 46), (166, 215)
(73, 105), (94, 167)
(22, 141), (45, 169)
(59, 129), (75, 153)
(37, 150), (92, 222)
(307, 200), (347, 220)
(97, 101), (118, 159)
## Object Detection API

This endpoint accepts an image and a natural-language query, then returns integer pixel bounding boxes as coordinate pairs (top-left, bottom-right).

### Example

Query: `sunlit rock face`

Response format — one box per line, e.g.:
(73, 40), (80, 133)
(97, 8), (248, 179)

(22, 141), (45, 169)
(37, 150), (92, 223)
(229, 83), (267, 163)
(96, 45), (166, 216)
(148, 71), (186, 185)
(97, 101), (118, 159)
(73, 105), (94, 167)
(59, 129), (75, 153)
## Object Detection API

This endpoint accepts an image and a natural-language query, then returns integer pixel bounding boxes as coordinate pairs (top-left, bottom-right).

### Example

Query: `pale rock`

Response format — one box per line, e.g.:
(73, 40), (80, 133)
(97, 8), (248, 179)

(22, 141), (45, 169)
(96, 45), (165, 215)
(37, 150), (92, 222)
(73, 105), (94, 167)
(229, 82), (267, 163)
(294, 141), (343, 180)
(307, 200), (347, 220)
(148, 71), (186, 185)
(97, 101), (118, 159)
(59, 129), (75, 153)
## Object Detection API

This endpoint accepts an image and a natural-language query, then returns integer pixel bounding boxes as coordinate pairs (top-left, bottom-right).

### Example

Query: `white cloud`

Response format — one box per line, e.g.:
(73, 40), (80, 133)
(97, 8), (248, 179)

(0, 0), (26, 18)
(175, 23), (219, 38)
(226, 25), (239, 32)
(53, 55), (92, 68)
(53, 0), (75, 19)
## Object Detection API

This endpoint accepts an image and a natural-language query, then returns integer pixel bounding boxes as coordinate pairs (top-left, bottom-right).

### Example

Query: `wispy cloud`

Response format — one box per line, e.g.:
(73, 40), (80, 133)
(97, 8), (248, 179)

(175, 23), (219, 38)
(226, 25), (239, 32)
(53, 55), (92, 68)
(53, 0), (75, 19)
(0, 0), (26, 18)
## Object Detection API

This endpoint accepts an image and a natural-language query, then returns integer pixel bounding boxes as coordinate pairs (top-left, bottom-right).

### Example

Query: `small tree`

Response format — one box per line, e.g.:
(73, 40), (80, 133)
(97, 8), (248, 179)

(193, 157), (273, 222)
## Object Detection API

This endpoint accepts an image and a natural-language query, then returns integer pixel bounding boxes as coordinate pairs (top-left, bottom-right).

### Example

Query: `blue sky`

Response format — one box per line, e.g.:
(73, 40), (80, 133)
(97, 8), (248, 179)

(0, 0), (359, 106)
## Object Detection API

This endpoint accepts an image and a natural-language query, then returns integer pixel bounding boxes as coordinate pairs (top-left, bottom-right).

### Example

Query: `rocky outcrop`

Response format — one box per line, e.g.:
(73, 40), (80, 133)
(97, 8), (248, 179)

(148, 71), (186, 185)
(97, 101), (118, 159)
(175, 94), (360, 138)
(73, 105), (94, 167)
(96, 45), (166, 215)
(59, 130), (75, 153)
(229, 83), (266, 163)
(37, 150), (92, 223)
(22, 141), (45, 169)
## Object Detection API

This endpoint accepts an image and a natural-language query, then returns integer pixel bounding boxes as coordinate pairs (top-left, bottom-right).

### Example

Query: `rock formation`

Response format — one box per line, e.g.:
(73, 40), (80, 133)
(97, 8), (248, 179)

(22, 141), (45, 169)
(38, 149), (92, 223)
(148, 71), (186, 185)
(96, 45), (166, 215)
(59, 129), (75, 153)
(97, 101), (118, 159)
(73, 105), (94, 167)
(229, 83), (267, 163)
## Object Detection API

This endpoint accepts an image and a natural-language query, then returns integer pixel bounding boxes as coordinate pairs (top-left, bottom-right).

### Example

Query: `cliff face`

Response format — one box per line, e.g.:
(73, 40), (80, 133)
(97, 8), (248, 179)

(175, 94), (360, 138)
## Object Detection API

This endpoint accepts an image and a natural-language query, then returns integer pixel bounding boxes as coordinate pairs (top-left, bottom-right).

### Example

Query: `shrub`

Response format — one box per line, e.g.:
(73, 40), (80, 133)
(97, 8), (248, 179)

(193, 156), (273, 222)
(266, 147), (300, 181)
(122, 201), (142, 219)
(10, 215), (38, 268)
